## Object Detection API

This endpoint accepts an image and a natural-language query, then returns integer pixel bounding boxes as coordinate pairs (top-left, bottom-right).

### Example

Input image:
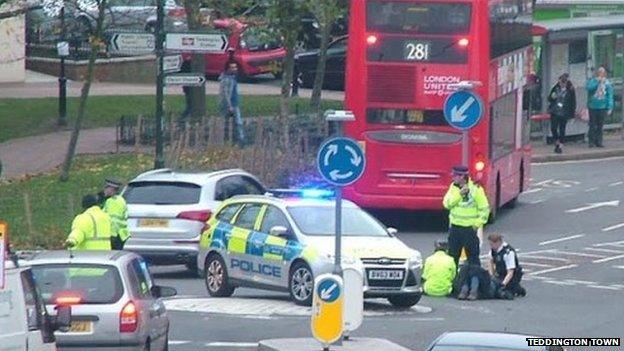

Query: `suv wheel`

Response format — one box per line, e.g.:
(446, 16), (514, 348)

(387, 294), (421, 308)
(204, 254), (235, 297)
(289, 262), (314, 306)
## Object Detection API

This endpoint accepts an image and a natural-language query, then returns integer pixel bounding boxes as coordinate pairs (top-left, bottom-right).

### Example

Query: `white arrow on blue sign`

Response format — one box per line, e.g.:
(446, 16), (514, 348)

(443, 90), (484, 130)
(317, 137), (365, 186)
(317, 277), (341, 303)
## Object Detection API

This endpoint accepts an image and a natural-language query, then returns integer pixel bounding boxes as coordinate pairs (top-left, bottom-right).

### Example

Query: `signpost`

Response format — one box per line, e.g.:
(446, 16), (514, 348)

(443, 89), (484, 167)
(0, 221), (7, 290)
(164, 73), (206, 87)
(311, 274), (344, 350)
(165, 33), (228, 52)
(163, 55), (183, 73)
(109, 33), (155, 55)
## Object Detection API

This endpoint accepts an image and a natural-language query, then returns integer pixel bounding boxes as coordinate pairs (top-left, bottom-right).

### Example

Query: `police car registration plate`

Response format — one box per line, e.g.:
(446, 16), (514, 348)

(368, 270), (404, 280)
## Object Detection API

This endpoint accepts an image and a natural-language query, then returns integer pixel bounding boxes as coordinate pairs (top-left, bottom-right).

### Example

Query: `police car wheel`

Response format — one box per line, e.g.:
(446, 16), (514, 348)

(387, 294), (421, 308)
(289, 262), (314, 306)
(205, 254), (235, 297)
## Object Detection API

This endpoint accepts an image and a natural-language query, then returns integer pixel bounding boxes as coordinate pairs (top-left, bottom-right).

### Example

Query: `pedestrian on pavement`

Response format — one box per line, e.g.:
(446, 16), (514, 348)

(455, 263), (492, 301)
(219, 60), (246, 147)
(179, 58), (193, 127)
(65, 194), (113, 251)
(586, 66), (614, 148)
(421, 240), (456, 297)
(487, 233), (526, 299)
(443, 165), (490, 267)
(101, 178), (130, 250)
(547, 73), (576, 154)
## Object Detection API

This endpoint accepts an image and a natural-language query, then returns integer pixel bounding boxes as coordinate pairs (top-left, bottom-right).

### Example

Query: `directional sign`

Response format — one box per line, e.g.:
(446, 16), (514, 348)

(0, 221), (7, 290)
(311, 274), (344, 346)
(165, 33), (228, 53)
(163, 55), (183, 73)
(164, 73), (206, 87)
(109, 33), (155, 55)
(317, 137), (366, 186)
(443, 90), (484, 130)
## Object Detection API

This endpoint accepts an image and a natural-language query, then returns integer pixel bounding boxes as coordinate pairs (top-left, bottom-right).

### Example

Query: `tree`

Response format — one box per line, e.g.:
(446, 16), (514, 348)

(306, 0), (346, 113)
(59, 0), (107, 181)
(182, 0), (206, 120)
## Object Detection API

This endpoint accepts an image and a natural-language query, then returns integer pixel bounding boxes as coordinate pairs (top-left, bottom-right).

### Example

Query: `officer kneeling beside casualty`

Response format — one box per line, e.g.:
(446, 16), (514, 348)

(65, 194), (113, 250)
(421, 241), (456, 297)
(488, 233), (526, 299)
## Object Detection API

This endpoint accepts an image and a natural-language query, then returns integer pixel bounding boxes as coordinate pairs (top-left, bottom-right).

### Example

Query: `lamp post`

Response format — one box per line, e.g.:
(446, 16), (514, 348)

(57, 5), (69, 126)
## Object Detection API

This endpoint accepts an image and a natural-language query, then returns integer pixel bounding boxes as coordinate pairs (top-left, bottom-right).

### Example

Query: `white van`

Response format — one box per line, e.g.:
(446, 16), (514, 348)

(0, 260), (71, 351)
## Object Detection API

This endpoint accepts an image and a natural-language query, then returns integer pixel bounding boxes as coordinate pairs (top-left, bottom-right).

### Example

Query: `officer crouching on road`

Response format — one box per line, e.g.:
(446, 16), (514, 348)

(488, 233), (527, 299)
(65, 194), (113, 250)
(421, 241), (456, 297)
(99, 178), (130, 250)
(443, 165), (490, 267)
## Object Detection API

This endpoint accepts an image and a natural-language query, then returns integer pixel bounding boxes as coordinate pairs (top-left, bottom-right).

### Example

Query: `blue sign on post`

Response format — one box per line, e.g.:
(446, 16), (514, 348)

(317, 137), (365, 186)
(317, 277), (342, 303)
(443, 90), (484, 130)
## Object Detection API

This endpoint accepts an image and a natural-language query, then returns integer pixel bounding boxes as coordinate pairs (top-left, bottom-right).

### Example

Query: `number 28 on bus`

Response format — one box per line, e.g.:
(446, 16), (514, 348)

(344, 0), (536, 218)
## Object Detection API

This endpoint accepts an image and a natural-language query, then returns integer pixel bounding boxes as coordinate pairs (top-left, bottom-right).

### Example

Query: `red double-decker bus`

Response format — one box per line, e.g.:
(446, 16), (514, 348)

(343, 0), (535, 219)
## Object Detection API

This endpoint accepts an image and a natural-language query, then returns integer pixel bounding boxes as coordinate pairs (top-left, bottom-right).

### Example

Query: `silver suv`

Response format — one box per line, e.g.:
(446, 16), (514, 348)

(123, 168), (267, 274)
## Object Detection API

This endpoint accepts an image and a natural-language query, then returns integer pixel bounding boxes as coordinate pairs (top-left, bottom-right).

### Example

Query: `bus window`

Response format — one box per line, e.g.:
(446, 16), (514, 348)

(366, 1), (471, 35)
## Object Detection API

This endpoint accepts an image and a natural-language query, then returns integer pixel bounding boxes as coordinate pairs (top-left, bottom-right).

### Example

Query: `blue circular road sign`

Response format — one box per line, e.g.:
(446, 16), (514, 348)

(443, 90), (484, 130)
(317, 137), (365, 186)
(317, 277), (341, 303)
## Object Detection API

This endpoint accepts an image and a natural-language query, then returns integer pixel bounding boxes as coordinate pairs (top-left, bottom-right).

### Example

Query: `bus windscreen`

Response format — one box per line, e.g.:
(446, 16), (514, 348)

(366, 1), (471, 35)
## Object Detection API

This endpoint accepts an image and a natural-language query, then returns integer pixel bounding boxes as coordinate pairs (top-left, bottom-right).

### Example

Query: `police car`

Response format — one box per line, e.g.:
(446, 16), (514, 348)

(196, 189), (423, 307)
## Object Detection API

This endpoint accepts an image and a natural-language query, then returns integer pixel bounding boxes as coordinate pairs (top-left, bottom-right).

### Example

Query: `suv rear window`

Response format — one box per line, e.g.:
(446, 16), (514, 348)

(124, 181), (201, 205)
(31, 264), (124, 305)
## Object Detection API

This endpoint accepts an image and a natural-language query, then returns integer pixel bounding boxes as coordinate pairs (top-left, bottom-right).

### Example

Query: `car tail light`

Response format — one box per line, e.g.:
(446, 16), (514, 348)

(168, 8), (186, 18)
(474, 153), (486, 172)
(458, 37), (470, 48)
(366, 34), (378, 45)
(55, 293), (82, 306)
(120, 301), (138, 333)
(177, 210), (212, 223)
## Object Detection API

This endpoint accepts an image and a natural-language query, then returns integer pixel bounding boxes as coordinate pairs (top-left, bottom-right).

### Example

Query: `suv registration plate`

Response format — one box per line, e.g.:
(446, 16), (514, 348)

(368, 270), (404, 280)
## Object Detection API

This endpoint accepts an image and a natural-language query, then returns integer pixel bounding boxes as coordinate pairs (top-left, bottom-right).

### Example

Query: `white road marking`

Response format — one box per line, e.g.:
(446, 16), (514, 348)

(585, 187), (599, 192)
(520, 255), (570, 262)
(520, 262), (553, 268)
(566, 200), (620, 213)
(587, 248), (624, 254)
(555, 251), (604, 258)
(608, 181), (623, 187)
(593, 254), (624, 264)
(531, 179), (553, 186)
(538, 234), (585, 246)
(594, 240), (624, 247)
(168, 341), (191, 346)
(614, 265), (624, 270)
(565, 280), (597, 285)
(206, 342), (259, 347)
(528, 199), (546, 204)
(587, 285), (621, 291)
(523, 188), (543, 195)
(602, 223), (624, 232)
(530, 264), (578, 276)
(544, 280), (575, 286)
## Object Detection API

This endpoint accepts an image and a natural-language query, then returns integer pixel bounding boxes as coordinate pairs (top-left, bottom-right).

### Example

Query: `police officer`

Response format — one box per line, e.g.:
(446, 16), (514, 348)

(421, 241), (456, 297)
(488, 233), (526, 299)
(65, 194), (113, 250)
(101, 178), (130, 250)
(443, 165), (490, 266)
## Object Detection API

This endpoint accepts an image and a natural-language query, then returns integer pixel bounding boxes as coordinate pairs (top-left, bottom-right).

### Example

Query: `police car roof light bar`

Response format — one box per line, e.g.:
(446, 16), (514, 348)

(266, 188), (335, 199)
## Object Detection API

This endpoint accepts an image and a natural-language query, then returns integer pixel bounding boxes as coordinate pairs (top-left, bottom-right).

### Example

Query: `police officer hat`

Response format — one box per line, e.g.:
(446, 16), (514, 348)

(451, 165), (469, 175)
(104, 178), (122, 189)
(82, 194), (100, 209)
(434, 240), (448, 251)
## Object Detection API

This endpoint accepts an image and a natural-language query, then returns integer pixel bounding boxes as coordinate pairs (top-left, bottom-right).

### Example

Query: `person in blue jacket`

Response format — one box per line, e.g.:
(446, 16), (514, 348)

(586, 67), (614, 148)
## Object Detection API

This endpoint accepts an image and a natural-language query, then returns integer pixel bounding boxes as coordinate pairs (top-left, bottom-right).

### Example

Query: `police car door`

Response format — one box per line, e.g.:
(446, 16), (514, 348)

(227, 203), (265, 283)
(257, 205), (292, 287)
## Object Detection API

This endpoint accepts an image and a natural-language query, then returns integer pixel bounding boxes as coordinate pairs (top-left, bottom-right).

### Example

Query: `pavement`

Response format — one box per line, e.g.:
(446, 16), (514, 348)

(0, 70), (344, 101)
(149, 157), (624, 351)
(532, 133), (624, 163)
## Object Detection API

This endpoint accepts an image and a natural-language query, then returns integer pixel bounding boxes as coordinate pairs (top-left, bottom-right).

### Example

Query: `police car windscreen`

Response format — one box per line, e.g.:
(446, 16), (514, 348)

(31, 264), (124, 304)
(124, 181), (201, 205)
(288, 206), (388, 237)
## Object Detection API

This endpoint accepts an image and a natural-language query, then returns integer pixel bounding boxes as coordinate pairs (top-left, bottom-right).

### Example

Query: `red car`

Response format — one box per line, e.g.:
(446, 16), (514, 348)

(183, 19), (285, 79)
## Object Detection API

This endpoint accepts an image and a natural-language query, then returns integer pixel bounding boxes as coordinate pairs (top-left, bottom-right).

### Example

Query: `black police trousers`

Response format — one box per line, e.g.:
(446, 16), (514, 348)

(448, 224), (480, 267)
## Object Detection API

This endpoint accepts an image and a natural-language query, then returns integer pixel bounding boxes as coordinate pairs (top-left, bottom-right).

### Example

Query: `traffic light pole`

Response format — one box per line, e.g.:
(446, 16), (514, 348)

(154, 0), (165, 169)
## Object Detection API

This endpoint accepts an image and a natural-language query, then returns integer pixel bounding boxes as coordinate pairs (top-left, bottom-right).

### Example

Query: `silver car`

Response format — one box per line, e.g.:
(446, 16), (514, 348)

(25, 251), (176, 351)
(123, 168), (267, 274)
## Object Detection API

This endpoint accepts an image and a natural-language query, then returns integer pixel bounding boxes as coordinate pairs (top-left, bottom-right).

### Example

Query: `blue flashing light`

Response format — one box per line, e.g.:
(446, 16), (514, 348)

(301, 189), (334, 198)
(268, 188), (335, 199)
